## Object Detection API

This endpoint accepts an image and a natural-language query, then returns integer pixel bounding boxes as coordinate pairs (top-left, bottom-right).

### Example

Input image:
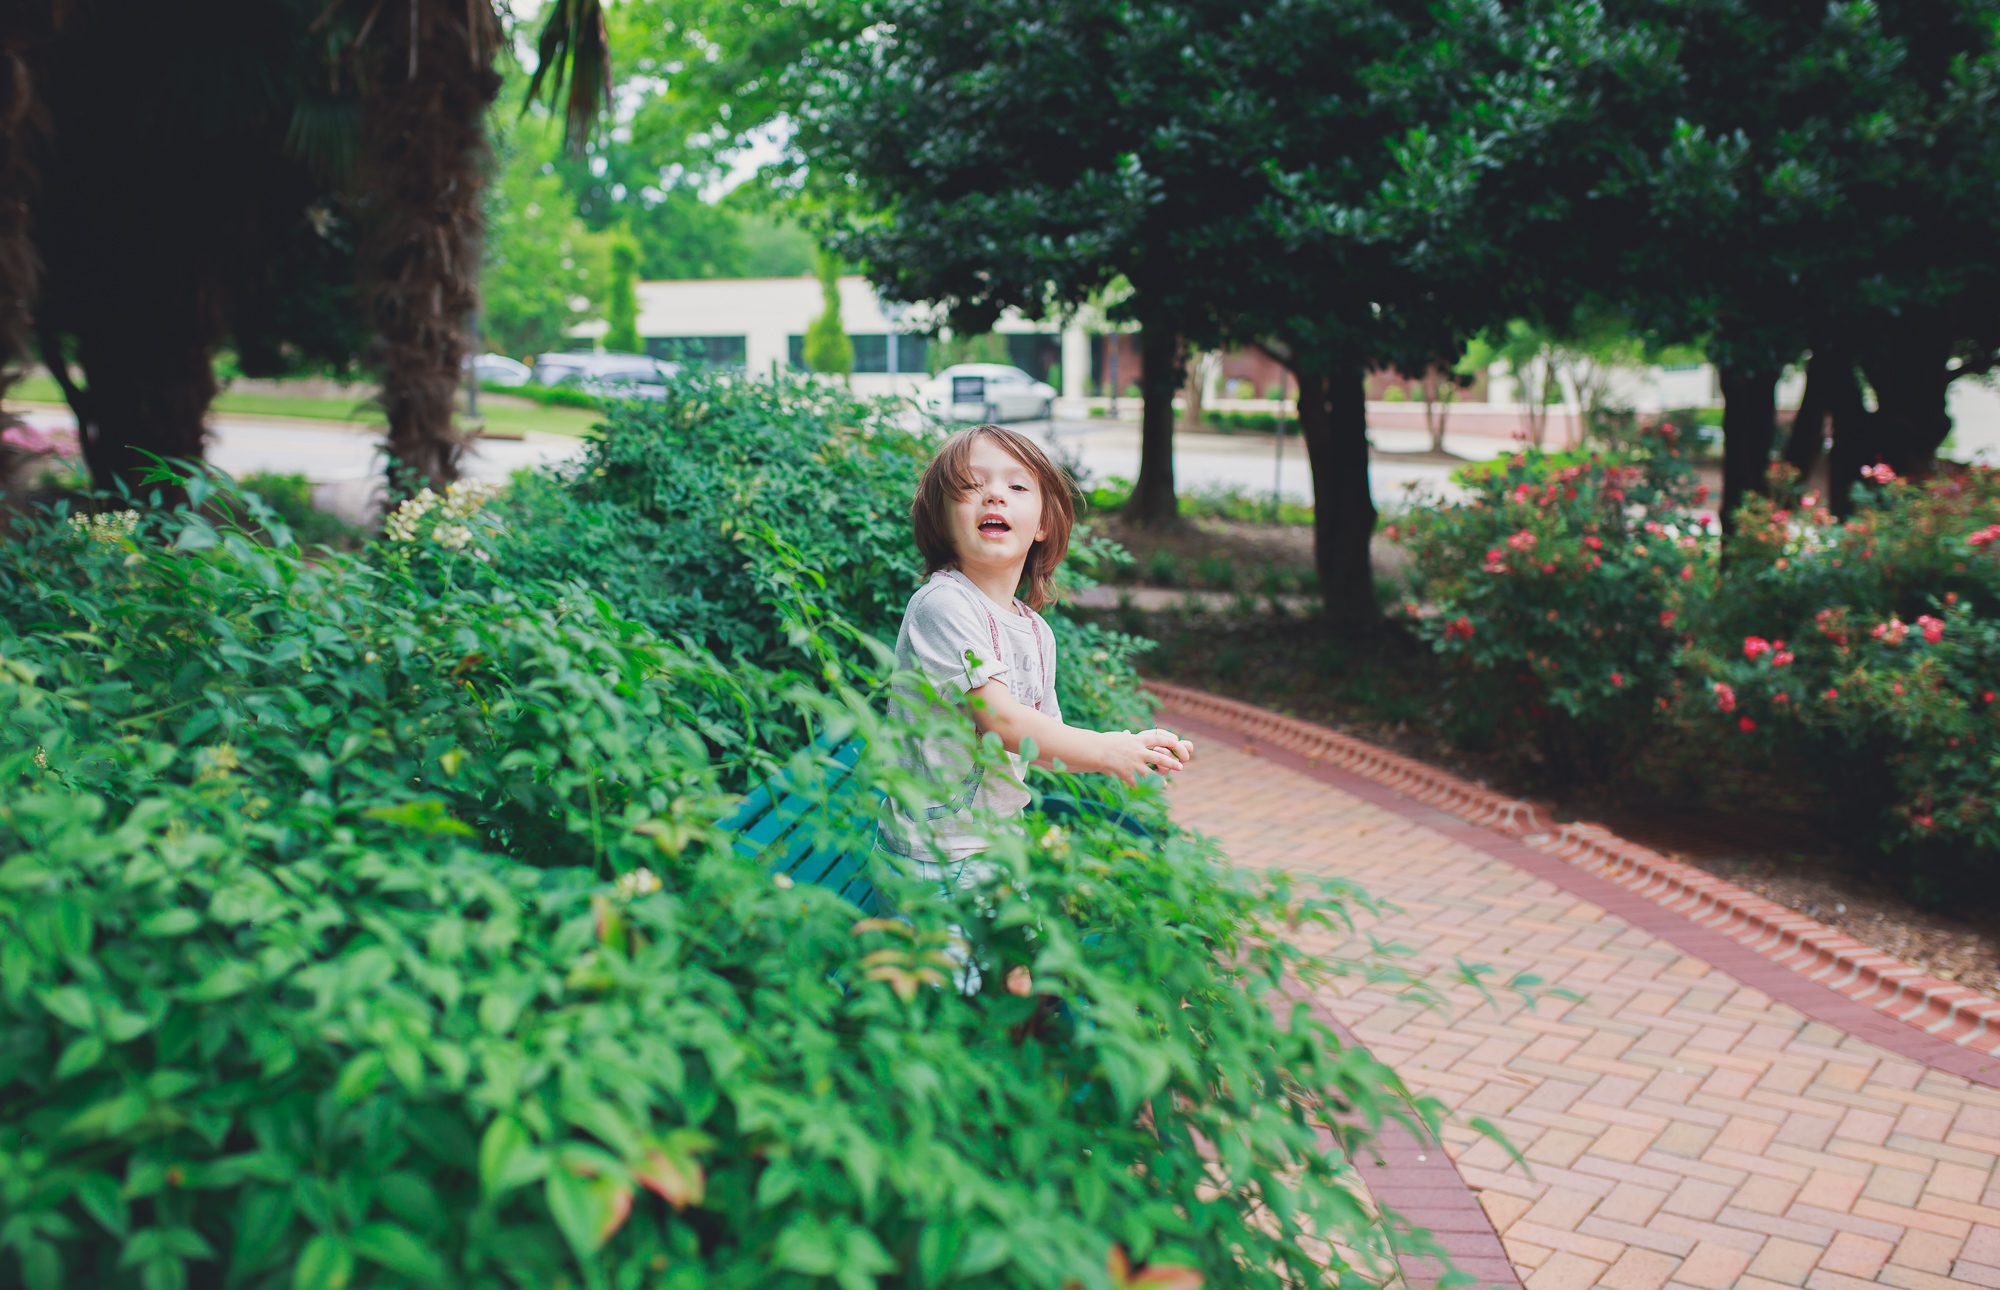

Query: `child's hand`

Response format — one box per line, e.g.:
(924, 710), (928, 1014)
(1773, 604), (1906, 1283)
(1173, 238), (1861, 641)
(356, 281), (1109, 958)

(1095, 729), (1190, 782)
(1137, 729), (1194, 765)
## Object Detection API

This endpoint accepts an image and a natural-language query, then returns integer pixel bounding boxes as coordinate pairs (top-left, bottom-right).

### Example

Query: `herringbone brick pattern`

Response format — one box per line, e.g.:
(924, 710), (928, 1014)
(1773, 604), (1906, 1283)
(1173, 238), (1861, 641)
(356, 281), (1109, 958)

(1169, 740), (2000, 1290)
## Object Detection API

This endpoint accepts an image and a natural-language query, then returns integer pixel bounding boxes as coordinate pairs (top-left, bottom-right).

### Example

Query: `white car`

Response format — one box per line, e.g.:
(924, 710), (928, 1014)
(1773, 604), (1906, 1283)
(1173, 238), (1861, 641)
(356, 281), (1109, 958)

(532, 351), (679, 400)
(918, 364), (1056, 423)
(467, 353), (532, 386)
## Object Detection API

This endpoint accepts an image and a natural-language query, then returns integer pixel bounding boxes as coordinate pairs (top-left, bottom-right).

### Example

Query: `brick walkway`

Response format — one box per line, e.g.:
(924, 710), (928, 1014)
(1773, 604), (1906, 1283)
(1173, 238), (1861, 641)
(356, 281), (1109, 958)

(1164, 718), (2000, 1290)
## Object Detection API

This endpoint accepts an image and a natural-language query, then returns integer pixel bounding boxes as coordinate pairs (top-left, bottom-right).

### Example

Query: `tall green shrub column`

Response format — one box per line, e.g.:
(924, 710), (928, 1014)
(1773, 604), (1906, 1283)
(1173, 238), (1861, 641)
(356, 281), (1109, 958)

(803, 249), (853, 380)
(605, 237), (641, 353)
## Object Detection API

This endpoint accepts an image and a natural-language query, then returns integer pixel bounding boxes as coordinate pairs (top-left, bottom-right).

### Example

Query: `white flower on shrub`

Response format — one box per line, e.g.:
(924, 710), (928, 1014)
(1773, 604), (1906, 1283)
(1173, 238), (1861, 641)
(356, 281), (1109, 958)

(386, 480), (503, 552)
(66, 510), (141, 544)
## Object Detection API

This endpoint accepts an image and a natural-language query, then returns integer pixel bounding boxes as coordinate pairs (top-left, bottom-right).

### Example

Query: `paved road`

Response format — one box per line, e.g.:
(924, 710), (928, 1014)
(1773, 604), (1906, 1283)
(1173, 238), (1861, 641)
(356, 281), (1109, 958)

(17, 406), (1504, 517)
(1038, 416), (1504, 508)
(16, 408), (586, 521)
(1163, 713), (2000, 1290)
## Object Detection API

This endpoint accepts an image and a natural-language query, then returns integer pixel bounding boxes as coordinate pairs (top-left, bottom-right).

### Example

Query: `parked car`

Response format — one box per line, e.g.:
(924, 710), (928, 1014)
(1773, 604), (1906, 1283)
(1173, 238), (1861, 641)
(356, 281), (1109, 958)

(531, 351), (678, 399)
(917, 364), (1056, 423)
(466, 353), (533, 386)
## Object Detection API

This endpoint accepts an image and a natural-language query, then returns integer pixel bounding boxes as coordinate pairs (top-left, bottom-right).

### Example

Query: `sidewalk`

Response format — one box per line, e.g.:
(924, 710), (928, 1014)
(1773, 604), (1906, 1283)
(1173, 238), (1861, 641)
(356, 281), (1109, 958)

(1159, 696), (2000, 1290)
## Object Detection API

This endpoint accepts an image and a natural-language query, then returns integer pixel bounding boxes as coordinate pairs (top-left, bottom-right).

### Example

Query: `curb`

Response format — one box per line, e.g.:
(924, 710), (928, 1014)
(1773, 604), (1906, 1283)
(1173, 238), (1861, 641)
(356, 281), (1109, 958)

(1145, 680), (2000, 1058)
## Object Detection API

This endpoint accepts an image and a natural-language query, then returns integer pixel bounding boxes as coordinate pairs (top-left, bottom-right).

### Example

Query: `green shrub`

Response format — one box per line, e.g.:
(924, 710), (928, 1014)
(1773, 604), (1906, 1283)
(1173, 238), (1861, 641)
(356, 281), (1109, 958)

(488, 369), (1157, 733)
(237, 472), (364, 550)
(1393, 426), (1714, 778)
(1677, 464), (2000, 891)
(0, 484), (1463, 1290)
(1202, 411), (1299, 437)
(484, 380), (602, 410)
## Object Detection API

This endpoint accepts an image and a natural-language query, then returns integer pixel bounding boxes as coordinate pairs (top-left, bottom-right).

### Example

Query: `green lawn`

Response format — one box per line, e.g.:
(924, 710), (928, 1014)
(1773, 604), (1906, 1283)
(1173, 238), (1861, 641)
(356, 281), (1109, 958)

(6, 374), (602, 439)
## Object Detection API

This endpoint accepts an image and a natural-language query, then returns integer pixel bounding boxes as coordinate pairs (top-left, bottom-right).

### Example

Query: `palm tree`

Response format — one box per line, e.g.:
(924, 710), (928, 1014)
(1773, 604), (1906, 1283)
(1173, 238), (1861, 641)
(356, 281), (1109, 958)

(0, 3), (60, 405)
(322, 0), (608, 491)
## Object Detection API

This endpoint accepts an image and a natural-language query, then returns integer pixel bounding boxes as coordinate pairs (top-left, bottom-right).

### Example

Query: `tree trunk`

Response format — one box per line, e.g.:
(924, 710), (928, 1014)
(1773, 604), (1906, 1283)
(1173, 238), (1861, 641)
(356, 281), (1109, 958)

(41, 319), (210, 499)
(1718, 364), (1778, 536)
(1296, 365), (1377, 624)
(362, 0), (501, 493)
(1781, 348), (1834, 484)
(1858, 319), (1954, 480)
(1822, 354), (1880, 517)
(1124, 319), (1182, 526)
(0, 31), (40, 395)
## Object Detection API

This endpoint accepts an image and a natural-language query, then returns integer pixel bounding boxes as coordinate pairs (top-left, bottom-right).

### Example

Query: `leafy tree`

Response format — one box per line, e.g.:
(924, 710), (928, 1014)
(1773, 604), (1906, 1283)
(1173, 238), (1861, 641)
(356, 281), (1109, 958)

(481, 116), (613, 358)
(802, 250), (853, 377)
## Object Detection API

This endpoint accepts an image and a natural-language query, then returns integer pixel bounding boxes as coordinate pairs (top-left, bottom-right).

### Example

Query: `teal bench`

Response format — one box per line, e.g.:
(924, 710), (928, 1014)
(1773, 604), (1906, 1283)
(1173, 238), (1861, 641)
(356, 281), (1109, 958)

(717, 737), (1152, 912)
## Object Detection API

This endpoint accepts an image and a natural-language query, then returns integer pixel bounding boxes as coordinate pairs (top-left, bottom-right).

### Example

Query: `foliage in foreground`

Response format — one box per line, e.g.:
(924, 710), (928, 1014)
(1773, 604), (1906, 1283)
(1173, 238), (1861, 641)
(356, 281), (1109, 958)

(0, 470), (1457, 1288)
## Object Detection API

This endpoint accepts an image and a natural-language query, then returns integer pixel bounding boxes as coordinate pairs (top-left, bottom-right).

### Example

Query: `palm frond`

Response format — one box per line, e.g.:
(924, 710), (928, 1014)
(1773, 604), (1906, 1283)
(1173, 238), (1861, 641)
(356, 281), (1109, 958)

(522, 0), (610, 157)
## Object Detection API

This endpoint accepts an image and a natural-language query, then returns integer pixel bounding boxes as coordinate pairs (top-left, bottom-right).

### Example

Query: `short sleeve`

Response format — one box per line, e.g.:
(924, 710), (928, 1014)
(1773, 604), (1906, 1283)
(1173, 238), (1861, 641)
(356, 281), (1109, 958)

(902, 581), (1010, 695)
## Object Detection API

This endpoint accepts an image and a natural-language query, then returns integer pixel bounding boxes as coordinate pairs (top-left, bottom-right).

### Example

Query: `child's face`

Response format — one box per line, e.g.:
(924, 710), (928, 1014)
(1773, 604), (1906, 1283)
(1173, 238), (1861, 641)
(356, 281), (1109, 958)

(950, 435), (1048, 574)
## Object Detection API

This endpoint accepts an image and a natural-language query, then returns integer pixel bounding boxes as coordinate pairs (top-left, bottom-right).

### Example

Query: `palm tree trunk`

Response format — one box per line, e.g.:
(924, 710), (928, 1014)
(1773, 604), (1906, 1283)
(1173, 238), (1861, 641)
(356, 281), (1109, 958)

(0, 5), (56, 399)
(362, 0), (501, 492)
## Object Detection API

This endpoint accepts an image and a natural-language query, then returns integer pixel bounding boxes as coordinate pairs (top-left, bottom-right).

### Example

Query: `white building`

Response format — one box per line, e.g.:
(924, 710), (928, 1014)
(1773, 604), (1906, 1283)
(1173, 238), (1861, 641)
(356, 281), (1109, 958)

(618, 275), (1095, 407)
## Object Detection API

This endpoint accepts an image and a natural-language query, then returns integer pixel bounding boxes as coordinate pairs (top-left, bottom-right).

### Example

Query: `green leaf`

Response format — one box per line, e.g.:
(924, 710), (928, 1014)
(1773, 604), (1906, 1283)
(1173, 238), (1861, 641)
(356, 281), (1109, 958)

(228, 1188), (296, 1282)
(363, 798), (476, 837)
(544, 1168), (632, 1258)
(350, 1223), (449, 1285)
(293, 1235), (352, 1290)
(54, 1034), (105, 1078)
(334, 1051), (387, 1106)
(75, 1171), (128, 1237)
(183, 961), (256, 1003)
(38, 986), (94, 1029)
(479, 1116), (544, 1197)
(20, 1238), (59, 1290)
(137, 909), (202, 938)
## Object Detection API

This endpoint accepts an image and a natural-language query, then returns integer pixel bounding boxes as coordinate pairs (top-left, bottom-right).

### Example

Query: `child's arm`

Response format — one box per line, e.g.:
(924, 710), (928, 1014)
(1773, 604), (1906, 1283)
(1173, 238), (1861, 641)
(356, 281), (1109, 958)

(965, 678), (1192, 783)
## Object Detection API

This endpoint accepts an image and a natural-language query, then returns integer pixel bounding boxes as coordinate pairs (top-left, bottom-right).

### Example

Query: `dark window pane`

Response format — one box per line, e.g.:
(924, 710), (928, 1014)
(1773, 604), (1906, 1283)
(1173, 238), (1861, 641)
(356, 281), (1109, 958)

(788, 335), (805, 368)
(851, 334), (889, 372)
(1005, 333), (1061, 382)
(891, 334), (927, 373)
(645, 336), (746, 368)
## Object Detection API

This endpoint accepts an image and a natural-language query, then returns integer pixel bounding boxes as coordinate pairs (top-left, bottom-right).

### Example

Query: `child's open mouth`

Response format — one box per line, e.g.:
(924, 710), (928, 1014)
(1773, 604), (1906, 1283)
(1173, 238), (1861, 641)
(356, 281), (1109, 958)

(978, 515), (1011, 535)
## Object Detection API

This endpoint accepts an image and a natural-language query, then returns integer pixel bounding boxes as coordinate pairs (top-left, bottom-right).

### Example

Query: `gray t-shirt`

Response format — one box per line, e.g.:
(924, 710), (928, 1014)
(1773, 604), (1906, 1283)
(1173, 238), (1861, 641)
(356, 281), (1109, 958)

(877, 569), (1062, 857)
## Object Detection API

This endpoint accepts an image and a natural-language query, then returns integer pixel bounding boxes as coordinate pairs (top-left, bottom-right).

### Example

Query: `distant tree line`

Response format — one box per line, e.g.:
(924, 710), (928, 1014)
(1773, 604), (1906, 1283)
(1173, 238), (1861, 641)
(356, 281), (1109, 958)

(795, 0), (2000, 625)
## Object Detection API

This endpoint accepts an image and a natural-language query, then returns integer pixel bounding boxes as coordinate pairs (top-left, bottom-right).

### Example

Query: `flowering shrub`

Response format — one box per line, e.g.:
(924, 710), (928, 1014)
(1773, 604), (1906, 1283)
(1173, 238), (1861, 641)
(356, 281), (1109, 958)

(1392, 425), (1713, 777)
(1678, 464), (2000, 887)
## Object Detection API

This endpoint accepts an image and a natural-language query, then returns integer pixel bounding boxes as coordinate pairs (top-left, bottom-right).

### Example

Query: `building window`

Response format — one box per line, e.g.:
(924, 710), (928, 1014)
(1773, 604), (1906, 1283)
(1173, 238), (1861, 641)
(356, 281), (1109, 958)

(787, 334), (929, 373)
(1005, 333), (1061, 383)
(645, 336), (746, 368)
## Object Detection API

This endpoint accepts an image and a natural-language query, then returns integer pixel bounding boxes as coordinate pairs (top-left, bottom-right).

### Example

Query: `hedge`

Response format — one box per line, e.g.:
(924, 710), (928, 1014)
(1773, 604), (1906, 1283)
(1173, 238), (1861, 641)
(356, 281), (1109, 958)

(0, 372), (1475, 1290)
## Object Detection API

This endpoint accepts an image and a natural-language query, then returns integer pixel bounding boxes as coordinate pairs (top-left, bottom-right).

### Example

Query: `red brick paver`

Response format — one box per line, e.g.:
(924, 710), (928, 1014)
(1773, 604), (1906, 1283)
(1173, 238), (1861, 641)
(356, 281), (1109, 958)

(1164, 713), (2000, 1290)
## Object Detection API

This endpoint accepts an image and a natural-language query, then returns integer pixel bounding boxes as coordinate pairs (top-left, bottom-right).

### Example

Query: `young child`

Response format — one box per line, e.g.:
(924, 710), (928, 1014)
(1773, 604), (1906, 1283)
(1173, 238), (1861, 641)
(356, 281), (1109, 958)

(877, 424), (1194, 877)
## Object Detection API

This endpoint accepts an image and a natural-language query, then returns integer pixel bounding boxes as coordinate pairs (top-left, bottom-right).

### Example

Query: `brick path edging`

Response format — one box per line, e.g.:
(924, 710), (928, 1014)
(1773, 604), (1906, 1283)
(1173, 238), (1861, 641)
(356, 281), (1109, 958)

(1145, 680), (2000, 1059)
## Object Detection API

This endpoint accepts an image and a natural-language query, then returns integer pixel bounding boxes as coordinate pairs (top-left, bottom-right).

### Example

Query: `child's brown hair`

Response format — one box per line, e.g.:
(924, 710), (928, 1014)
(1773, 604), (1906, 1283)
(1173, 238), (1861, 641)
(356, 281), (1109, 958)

(910, 424), (1076, 610)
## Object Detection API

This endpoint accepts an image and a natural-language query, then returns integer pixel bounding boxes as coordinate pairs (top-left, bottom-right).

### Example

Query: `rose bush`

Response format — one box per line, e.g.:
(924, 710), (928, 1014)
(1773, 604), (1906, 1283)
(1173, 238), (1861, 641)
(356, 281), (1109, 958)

(1397, 442), (2000, 893)
(1392, 425), (1714, 780)
(1678, 464), (2000, 895)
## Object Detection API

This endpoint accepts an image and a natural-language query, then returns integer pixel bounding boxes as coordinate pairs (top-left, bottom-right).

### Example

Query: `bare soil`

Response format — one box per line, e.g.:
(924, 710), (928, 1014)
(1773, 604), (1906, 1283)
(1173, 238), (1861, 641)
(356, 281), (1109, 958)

(1091, 596), (2000, 1000)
